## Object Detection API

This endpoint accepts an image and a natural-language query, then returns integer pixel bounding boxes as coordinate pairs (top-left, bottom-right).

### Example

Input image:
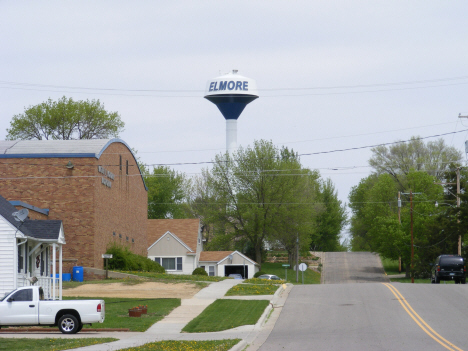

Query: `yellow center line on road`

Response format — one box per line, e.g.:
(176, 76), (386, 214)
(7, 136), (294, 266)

(382, 283), (463, 351)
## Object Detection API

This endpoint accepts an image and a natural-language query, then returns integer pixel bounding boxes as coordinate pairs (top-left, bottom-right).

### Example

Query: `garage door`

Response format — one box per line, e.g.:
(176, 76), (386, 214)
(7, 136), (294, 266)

(224, 265), (249, 278)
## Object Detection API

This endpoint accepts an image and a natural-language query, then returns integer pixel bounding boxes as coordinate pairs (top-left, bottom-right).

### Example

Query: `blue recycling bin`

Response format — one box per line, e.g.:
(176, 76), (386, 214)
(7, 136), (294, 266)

(62, 273), (71, 282)
(72, 266), (84, 282)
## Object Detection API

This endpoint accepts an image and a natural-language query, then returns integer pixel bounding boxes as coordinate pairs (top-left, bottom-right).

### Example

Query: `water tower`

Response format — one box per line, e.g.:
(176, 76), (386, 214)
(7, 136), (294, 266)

(204, 70), (259, 153)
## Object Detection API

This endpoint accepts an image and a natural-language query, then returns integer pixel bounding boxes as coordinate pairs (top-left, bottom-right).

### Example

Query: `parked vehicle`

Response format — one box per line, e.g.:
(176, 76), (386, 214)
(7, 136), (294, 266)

(257, 274), (282, 280)
(0, 286), (105, 333)
(431, 255), (466, 284)
(228, 274), (243, 279)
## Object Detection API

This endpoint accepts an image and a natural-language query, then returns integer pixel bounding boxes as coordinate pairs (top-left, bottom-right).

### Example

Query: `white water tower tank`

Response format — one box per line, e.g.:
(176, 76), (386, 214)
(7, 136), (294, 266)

(204, 70), (259, 153)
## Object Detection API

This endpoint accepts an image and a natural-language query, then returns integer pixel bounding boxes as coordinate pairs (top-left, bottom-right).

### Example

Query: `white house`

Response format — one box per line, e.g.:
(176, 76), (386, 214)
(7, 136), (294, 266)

(147, 219), (259, 278)
(147, 219), (203, 275)
(0, 195), (65, 299)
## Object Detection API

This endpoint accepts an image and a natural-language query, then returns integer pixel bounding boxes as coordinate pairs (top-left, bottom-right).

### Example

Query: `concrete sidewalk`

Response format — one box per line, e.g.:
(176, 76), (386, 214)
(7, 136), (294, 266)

(1, 278), (291, 351)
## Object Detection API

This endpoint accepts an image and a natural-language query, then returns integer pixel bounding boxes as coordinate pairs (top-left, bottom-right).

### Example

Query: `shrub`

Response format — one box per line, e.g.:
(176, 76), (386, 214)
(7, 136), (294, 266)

(254, 271), (266, 278)
(106, 243), (165, 273)
(192, 267), (208, 276)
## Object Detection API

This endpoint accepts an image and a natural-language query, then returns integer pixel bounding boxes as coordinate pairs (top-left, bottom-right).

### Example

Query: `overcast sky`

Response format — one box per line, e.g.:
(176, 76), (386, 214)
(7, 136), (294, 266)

(2, 1), (468, 237)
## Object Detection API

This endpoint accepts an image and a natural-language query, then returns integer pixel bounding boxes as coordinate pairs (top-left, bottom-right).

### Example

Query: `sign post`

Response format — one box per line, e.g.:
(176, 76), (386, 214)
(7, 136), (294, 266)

(102, 254), (113, 279)
(282, 264), (290, 281)
(298, 263), (307, 284)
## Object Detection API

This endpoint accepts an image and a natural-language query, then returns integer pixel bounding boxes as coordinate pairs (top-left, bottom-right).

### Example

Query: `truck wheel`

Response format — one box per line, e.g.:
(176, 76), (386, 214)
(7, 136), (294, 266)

(76, 323), (83, 333)
(58, 314), (79, 334)
(435, 276), (440, 284)
(462, 278), (466, 285)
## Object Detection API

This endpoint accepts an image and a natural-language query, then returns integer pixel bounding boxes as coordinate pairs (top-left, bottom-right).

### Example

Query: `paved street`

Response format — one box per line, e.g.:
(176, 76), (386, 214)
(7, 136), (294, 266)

(321, 252), (389, 284)
(257, 252), (468, 351)
(258, 283), (468, 351)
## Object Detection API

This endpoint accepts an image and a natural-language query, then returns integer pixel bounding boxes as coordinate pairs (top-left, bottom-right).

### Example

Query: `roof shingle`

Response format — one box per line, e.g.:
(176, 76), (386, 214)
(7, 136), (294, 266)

(199, 251), (234, 262)
(147, 219), (200, 251)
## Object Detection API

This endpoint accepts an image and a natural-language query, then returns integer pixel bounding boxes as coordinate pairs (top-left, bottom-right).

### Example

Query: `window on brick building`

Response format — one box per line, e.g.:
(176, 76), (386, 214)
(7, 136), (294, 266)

(119, 234), (122, 238)
(113, 232), (116, 237)
(132, 238), (134, 243)
(126, 236), (129, 242)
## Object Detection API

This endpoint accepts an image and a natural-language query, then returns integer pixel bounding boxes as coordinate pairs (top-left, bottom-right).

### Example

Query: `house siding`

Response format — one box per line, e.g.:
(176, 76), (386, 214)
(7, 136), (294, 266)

(148, 234), (191, 257)
(0, 218), (16, 295)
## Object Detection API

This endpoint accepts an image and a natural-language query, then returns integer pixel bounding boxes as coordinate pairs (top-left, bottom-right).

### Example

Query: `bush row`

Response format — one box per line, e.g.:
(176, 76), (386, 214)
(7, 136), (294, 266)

(106, 243), (165, 273)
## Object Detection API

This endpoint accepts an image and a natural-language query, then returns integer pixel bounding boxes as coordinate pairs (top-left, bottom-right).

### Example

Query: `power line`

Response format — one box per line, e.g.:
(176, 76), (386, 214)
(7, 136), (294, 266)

(2, 75), (468, 97)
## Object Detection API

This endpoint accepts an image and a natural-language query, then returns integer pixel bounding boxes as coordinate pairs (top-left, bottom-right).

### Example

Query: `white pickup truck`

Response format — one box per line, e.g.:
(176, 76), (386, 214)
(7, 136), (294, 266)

(0, 286), (105, 334)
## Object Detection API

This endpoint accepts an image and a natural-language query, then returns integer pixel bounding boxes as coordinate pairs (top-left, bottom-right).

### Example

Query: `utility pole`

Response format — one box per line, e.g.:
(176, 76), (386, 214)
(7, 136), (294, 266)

(401, 191), (421, 283)
(410, 190), (414, 284)
(296, 234), (299, 283)
(457, 167), (461, 256)
(398, 192), (401, 273)
(434, 167), (461, 255)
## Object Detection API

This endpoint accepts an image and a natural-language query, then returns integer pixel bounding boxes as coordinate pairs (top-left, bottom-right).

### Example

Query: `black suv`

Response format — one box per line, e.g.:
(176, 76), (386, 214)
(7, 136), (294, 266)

(431, 255), (466, 284)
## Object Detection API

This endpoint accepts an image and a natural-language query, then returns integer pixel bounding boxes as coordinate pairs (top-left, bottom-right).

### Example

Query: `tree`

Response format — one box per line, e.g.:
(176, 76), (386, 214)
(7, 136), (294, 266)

(6, 96), (124, 140)
(369, 137), (462, 183)
(310, 179), (347, 252)
(188, 140), (321, 267)
(349, 170), (445, 277)
(144, 166), (189, 219)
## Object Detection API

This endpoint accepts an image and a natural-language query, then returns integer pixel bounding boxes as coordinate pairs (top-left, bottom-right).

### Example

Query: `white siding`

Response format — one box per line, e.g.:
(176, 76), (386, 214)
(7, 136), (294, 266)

(0, 218), (16, 296)
(148, 255), (196, 275)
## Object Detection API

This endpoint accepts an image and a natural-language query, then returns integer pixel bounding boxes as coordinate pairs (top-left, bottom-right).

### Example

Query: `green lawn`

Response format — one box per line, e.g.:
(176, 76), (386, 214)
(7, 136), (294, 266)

(119, 339), (241, 351)
(225, 284), (279, 296)
(63, 297), (180, 331)
(380, 257), (401, 275)
(0, 338), (117, 351)
(182, 299), (269, 333)
(243, 278), (286, 285)
(261, 262), (321, 284)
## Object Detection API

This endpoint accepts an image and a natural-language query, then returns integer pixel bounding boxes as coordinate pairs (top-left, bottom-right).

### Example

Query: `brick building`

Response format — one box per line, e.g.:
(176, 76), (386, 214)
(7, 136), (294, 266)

(0, 139), (148, 270)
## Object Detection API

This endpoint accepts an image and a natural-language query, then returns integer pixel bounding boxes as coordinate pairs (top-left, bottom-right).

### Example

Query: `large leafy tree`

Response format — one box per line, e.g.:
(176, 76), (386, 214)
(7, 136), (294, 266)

(6, 96), (124, 140)
(144, 166), (189, 219)
(188, 140), (321, 267)
(349, 170), (445, 276)
(369, 137), (462, 183)
(310, 179), (347, 252)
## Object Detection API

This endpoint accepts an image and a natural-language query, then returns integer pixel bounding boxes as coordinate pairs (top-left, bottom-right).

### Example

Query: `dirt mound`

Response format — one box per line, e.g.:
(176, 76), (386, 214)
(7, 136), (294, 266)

(62, 282), (201, 299)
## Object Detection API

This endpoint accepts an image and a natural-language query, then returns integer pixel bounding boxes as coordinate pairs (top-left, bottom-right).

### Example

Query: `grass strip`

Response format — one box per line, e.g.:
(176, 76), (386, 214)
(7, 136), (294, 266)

(243, 278), (285, 285)
(63, 297), (180, 331)
(117, 271), (227, 282)
(225, 284), (279, 296)
(119, 339), (241, 351)
(182, 299), (269, 333)
(261, 262), (321, 284)
(0, 338), (117, 351)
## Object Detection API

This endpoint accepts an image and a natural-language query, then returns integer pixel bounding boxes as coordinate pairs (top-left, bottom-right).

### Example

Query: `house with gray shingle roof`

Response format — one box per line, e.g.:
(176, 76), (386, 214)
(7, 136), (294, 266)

(0, 194), (65, 299)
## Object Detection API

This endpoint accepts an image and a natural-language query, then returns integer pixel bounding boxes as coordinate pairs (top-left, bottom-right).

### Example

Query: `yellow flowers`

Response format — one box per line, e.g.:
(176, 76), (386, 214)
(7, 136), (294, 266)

(225, 284), (279, 296)
(119, 339), (240, 351)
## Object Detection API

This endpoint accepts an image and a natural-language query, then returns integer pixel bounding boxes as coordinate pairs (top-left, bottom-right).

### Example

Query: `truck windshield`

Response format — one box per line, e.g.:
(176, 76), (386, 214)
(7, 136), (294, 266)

(0, 290), (15, 302)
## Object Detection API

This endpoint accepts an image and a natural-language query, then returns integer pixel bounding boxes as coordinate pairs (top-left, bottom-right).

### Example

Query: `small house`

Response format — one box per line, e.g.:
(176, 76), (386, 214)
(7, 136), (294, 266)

(0, 195), (65, 299)
(199, 250), (259, 279)
(147, 219), (203, 275)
